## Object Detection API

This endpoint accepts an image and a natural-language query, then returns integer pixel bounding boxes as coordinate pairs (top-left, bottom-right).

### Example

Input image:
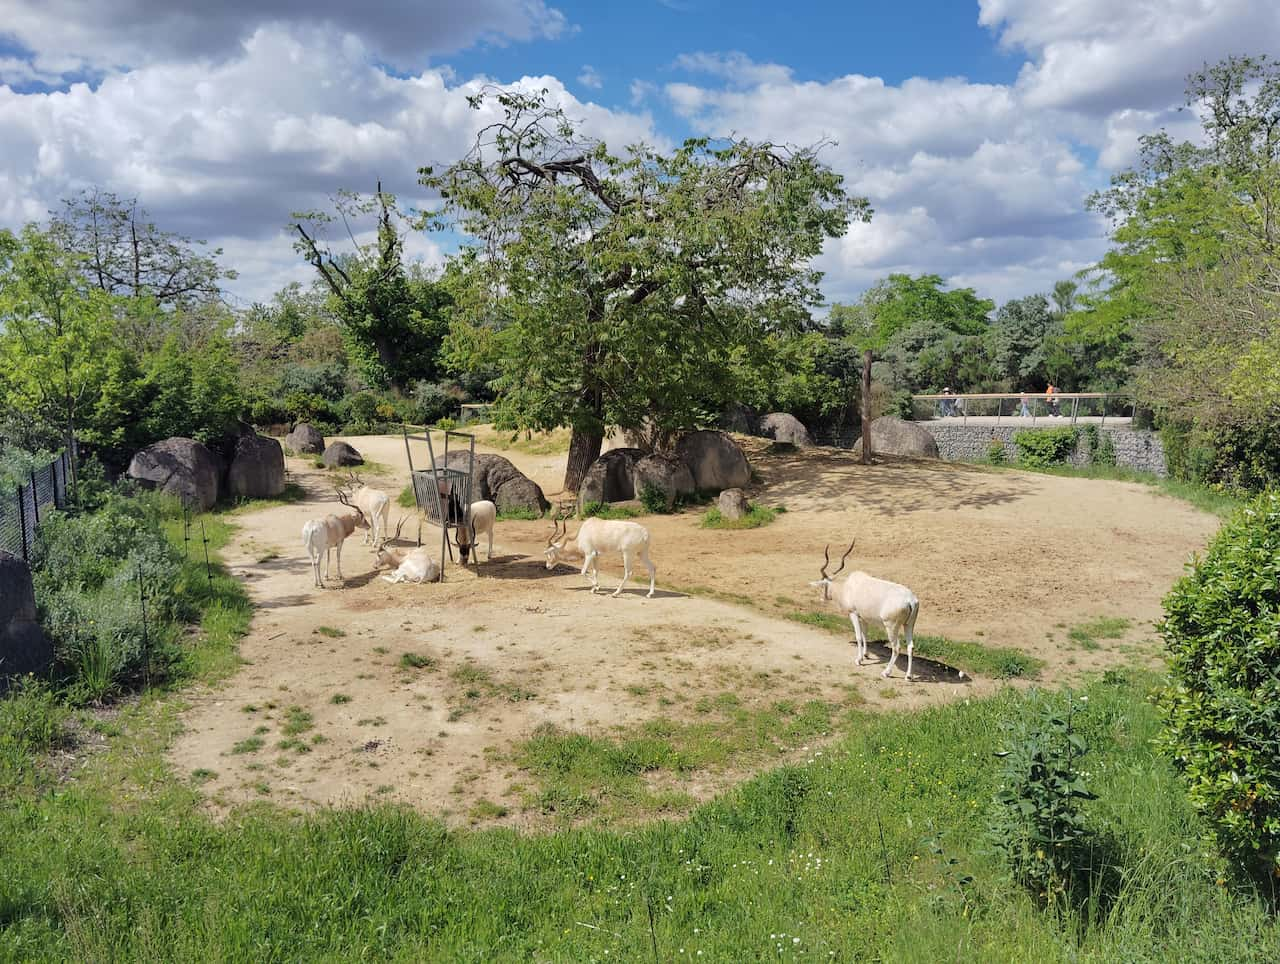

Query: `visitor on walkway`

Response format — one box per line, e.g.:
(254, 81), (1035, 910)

(940, 387), (956, 417)
(1046, 382), (1060, 417)
(1019, 392), (1031, 417)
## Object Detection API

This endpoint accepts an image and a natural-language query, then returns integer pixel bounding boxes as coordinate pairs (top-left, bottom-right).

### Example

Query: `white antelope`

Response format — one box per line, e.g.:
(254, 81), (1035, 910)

(375, 518), (441, 584)
(301, 491), (369, 588)
(342, 472), (391, 548)
(454, 500), (497, 565)
(544, 515), (656, 598)
(810, 542), (921, 680)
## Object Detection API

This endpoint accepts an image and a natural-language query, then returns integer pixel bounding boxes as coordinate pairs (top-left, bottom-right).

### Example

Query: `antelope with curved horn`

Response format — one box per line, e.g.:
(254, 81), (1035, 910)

(810, 541), (921, 680)
(375, 516), (441, 584)
(544, 511), (656, 598)
(301, 489), (370, 588)
(341, 471), (391, 548)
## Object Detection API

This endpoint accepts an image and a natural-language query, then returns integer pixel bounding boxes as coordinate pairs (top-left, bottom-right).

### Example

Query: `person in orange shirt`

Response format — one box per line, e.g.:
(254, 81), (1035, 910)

(1045, 382), (1060, 417)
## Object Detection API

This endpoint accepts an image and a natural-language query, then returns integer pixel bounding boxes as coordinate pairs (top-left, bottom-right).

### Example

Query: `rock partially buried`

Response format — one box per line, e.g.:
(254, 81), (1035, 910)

(676, 430), (751, 492)
(228, 434), (285, 499)
(285, 422), (325, 455)
(759, 412), (814, 448)
(632, 453), (695, 509)
(437, 452), (550, 515)
(717, 487), (750, 521)
(0, 550), (53, 691)
(322, 441), (364, 468)
(578, 449), (644, 509)
(128, 437), (222, 510)
(851, 417), (940, 459)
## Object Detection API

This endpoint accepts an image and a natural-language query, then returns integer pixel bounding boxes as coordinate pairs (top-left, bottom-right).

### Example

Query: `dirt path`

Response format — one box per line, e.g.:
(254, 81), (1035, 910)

(169, 432), (1217, 825)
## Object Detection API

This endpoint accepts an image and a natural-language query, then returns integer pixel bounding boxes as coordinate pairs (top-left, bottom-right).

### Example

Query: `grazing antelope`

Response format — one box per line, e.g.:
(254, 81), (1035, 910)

(375, 518), (441, 584)
(810, 542), (921, 680)
(544, 514), (657, 598)
(301, 491), (369, 588)
(342, 472), (391, 548)
(454, 500), (497, 565)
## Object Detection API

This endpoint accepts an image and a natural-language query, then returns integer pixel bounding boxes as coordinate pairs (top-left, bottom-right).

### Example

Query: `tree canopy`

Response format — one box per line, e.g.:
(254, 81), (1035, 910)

(422, 87), (865, 487)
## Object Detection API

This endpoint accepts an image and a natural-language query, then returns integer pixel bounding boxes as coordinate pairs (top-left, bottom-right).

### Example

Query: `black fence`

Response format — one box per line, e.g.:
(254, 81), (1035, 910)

(0, 451), (73, 562)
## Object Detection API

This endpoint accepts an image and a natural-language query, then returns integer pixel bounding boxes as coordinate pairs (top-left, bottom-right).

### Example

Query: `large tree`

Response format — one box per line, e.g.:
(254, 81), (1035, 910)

(831, 273), (994, 352)
(292, 185), (453, 391)
(423, 88), (864, 490)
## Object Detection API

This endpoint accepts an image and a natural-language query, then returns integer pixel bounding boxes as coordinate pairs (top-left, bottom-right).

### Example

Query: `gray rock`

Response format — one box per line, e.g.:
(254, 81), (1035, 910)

(851, 417), (940, 459)
(436, 452), (550, 515)
(285, 422), (325, 455)
(228, 434), (285, 499)
(127, 437), (222, 510)
(717, 487), (750, 521)
(759, 412), (814, 448)
(0, 550), (53, 690)
(718, 403), (759, 435)
(632, 453), (695, 509)
(676, 430), (751, 491)
(578, 449), (644, 509)
(322, 441), (364, 468)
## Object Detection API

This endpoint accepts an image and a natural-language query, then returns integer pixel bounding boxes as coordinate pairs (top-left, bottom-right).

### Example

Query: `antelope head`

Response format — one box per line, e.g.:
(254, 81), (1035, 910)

(809, 541), (854, 602)
(336, 488), (370, 532)
(543, 513), (570, 570)
(454, 516), (478, 564)
(374, 516), (408, 568)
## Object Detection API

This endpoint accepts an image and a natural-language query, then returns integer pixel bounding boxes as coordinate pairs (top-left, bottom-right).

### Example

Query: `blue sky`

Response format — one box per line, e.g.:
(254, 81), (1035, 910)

(1, 1), (1278, 307)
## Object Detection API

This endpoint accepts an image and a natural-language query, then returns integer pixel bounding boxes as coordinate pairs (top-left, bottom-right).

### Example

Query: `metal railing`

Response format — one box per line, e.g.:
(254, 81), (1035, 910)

(910, 392), (1135, 428)
(0, 450), (74, 562)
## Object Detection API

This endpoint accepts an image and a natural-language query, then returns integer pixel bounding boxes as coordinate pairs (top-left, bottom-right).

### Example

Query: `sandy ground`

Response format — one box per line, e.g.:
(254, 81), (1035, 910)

(169, 431), (1218, 825)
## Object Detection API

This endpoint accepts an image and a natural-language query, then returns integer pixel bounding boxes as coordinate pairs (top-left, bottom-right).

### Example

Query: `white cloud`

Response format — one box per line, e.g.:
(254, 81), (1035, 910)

(0, 25), (659, 303)
(577, 65), (603, 89)
(0, 0), (569, 83)
(979, 0), (1280, 114)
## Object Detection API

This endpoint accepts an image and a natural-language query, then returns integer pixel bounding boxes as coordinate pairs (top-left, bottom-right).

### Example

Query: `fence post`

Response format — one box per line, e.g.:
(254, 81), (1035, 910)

(16, 486), (28, 561)
(138, 563), (150, 688)
(860, 349), (873, 465)
(29, 470), (39, 525)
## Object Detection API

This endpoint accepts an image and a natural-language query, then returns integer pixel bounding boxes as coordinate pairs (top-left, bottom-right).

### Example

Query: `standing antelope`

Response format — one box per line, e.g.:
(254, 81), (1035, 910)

(375, 518), (441, 584)
(544, 515), (657, 598)
(454, 500), (497, 565)
(301, 491), (369, 588)
(810, 542), (921, 680)
(342, 472), (391, 548)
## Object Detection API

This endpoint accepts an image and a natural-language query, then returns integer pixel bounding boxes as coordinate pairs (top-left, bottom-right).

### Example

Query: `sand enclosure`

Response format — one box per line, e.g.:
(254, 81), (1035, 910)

(169, 432), (1217, 824)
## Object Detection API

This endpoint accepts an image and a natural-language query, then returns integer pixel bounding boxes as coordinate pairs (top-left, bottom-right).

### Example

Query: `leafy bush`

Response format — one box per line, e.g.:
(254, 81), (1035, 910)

(1013, 427), (1078, 468)
(413, 380), (461, 426)
(279, 362), (346, 401)
(1158, 490), (1280, 875)
(0, 677), (69, 788)
(282, 391), (336, 427)
(434, 417), (458, 432)
(986, 437), (1007, 465)
(989, 691), (1096, 906)
(701, 504), (779, 529)
(1080, 425), (1117, 466)
(31, 492), (187, 701)
(639, 483), (672, 514)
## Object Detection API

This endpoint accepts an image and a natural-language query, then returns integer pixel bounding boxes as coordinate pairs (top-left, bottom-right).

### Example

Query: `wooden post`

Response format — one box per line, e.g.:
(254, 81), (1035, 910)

(860, 349), (873, 465)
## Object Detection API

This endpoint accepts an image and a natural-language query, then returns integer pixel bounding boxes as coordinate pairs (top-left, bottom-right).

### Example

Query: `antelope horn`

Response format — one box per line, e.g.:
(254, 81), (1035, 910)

(820, 544), (832, 580)
(833, 541), (855, 577)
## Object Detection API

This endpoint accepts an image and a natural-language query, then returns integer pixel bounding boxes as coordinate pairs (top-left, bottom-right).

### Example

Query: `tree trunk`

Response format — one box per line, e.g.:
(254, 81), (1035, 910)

(564, 426), (603, 495)
(860, 349), (873, 465)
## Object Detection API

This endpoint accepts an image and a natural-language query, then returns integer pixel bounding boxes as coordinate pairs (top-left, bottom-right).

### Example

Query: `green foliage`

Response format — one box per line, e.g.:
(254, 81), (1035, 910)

(989, 691), (1097, 906)
(638, 483), (672, 514)
(986, 437), (1007, 464)
(701, 504), (779, 529)
(428, 89), (863, 450)
(1013, 427), (1078, 468)
(1080, 425), (1117, 466)
(412, 380), (460, 426)
(1158, 490), (1280, 875)
(580, 501), (644, 520)
(134, 334), (245, 446)
(836, 273), (994, 350)
(434, 417), (457, 432)
(0, 678), (69, 789)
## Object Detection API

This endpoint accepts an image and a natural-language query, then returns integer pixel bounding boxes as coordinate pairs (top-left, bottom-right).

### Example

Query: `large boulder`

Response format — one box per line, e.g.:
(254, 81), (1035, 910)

(227, 434), (285, 499)
(127, 437), (222, 510)
(718, 403), (759, 435)
(851, 417), (940, 459)
(717, 487), (750, 521)
(437, 452), (550, 515)
(759, 412), (814, 448)
(285, 422), (325, 455)
(322, 441), (364, 468)
(632, 453), (695, 509)
(676, 430), (751, 492)
(578, 448), (644, 508)
(0, 550), (54, 690)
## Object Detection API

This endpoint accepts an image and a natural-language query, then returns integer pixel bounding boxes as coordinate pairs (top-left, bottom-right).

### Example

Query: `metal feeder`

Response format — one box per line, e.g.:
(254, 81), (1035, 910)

(401, 425), (477, 580)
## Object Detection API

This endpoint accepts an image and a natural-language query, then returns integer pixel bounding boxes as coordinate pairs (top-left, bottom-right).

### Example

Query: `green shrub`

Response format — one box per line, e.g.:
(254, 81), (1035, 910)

(638, 482), (672, 514)
(988, 691), (1096, 906)
(1158, 490), (1280, 875)
(1013, 427), (1078, 468)
(0, 677), (69, 788)
(435, 417), (458, 432)
(413, 380), (460, 426)
(580, 501), (642, 520)
(986, 437), (1006, 465)
(1080, 425), (1117, 466)
(701, 504), (778, 529)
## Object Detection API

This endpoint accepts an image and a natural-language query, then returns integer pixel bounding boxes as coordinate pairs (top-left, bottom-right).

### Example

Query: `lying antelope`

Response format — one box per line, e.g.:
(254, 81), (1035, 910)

(544, 514), (656, 598)
(375, 518), (441, 584)
(342, 472), (391, 548)
(301, 490), (369, 588)
(810, 542), (920, 680)
(454, 499), (497, 565)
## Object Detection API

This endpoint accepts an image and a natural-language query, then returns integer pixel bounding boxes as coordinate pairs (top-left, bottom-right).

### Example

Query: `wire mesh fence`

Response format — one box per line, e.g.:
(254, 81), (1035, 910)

(0, 451), (72, 561)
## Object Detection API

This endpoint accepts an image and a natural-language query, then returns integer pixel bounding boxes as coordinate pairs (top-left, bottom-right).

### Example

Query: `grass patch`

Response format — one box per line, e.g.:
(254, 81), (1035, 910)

(281, 706), (314, 736)
(495, 505), (544, 521)
(315, 626), (346, 639)
(222, 483), (307, 513)
(701, 504), (779, 529)
(230, 736), (264, 755)
(397, 484), (416, 508)
(399, 652), (437, 670)
(1068, 617), (1132, 650)
(785, 612), (1043, 679)
(330, 693), (352, 705)
(469, 799), (510, 821)
(580, 501), (645, 520)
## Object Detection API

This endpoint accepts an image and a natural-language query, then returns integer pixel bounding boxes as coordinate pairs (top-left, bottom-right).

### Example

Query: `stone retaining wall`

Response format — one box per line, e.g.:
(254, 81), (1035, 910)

(918, 423), (1167, 476)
